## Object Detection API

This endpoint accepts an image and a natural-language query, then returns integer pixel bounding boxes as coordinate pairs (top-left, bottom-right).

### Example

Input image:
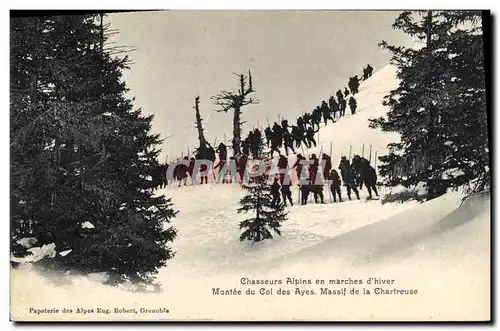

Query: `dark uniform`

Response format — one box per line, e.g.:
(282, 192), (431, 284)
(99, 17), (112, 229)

(321, 101), (335, 125)
(264, 126), (273, 148)
(271, 177), (282, 207)
(306, 127), (318, 148)
(344, 166), (360, 200)
(329, 169), (343, 202)
(321, 153), (332, 181)
(328, 96), (338, 119)
(361, 159), (379, 199)
(349, 97), (357, 115)
(300, 182), (310, 205)
(278, 156), (293, 207)
(216, 142), (227, 162)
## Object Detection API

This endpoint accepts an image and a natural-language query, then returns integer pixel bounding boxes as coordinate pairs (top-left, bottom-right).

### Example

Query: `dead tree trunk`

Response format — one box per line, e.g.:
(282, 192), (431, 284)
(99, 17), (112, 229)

(194, 95), (208, 148)
(232, 104), (242, 156)
(211, 70), (258, 157)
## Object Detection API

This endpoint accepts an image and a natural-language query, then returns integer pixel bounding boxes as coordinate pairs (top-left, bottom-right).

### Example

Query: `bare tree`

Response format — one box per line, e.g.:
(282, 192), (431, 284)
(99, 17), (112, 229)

(211, 71), (259, 157)
(193, 95), (208, 148)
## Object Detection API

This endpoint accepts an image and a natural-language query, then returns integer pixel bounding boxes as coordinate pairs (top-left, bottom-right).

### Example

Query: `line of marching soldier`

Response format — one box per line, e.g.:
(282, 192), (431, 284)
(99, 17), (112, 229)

(270, 152), (379, 207)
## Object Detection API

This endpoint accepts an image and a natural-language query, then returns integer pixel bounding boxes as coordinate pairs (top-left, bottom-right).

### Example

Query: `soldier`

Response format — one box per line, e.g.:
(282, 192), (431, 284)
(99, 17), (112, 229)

(270, 131), (282, 158)
(351, 155), (364, 189)
(321, 153), (332, 182)
(361, 158), (379, 199)
(283, 131), (296, 156)
(281, 119), (290, 134)
(175, 156), (190, 187)
(241, 136), (251, 156)
(264, 126), (273, 148)
(349, 96), (357, 115)
(336, 89), (344, 102)
(344, 87), (350, 98)
(351, 75), (360, 94)
(328, 96), (338, 119)
(206, 143), (216, 163)
(271, 177), (282, 207)
(297, 115), (303, 127)
(291, 125), (303, 148)
(344, 166), (360, 200)
(309, 154), (325, 203)
(272, 122), (283, 146)
(300, 114), (309, 130)
(278, 157), (293, 207)
(151, 163), (164, 190)
(213, 156), (227, 184)
(309, 154), (325, 204)
(277, 155), (288, 183)
(348, 77), (355, 94)
(338, 156), (350, 182)
(250, 128), (262, 159)
(195, 150), (208, 184)
(366, 64), (373, 78)
(306, 126), (319, 148)
(292, 154), (307, 183)
(237, 153), (248, 184)
(279, 122), (294, 155)
(321, 100), (335, 125)
(329, 169), (343, 202)
(281, 182), (293, 207)
(336, 92), (346, 117)
(216, 142), (227, 162)
(339, 98), (347, 117)
(311, 184), (325, 204)
(246, 130), (255, 156)
(311, 107), (322, 130)
(309, 153), (320, 185)
(270, 122), (283, 157)
(300, 180), (310, 205)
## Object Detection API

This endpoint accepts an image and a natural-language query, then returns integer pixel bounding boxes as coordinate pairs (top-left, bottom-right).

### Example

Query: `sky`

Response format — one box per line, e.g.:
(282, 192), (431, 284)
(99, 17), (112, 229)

(107, 10), (413, 161)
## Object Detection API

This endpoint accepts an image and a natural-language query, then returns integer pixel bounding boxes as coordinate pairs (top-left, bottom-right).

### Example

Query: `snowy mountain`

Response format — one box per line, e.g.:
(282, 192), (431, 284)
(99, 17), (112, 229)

(282, 64), (401, 168)
(10, 64), (490, 321)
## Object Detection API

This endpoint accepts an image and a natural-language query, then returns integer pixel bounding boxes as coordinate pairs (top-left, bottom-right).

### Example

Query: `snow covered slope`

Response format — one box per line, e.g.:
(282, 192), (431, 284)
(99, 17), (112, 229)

(276, 64), (401, 172)
(11, 189), (490, 321)
(10, 65), (490, 321)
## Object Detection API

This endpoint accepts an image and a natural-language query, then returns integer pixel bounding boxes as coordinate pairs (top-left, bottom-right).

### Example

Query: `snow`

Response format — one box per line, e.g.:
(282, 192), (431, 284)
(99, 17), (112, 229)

(59, 249), (72, 257)
(87, 272), (110, 284)
(268, 64), (401, 173)
(10, 64), (490, 321)
(16, 237), (38, 249)
(81, 221), (95, 229)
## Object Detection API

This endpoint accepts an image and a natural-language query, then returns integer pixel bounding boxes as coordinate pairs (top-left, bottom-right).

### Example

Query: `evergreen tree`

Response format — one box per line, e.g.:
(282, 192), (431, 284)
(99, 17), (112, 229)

(237, 149), (287, 243)
(10, 14), (177, 286)
(369, 11), (488, 201)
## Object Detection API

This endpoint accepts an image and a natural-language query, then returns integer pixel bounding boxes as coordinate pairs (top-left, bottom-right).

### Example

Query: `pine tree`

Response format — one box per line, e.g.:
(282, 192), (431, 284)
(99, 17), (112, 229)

(369, 11), (488, 201)
(237, 148), (287, 243)
(10, 14), (177, 286)
(438, 11), (489, 194)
